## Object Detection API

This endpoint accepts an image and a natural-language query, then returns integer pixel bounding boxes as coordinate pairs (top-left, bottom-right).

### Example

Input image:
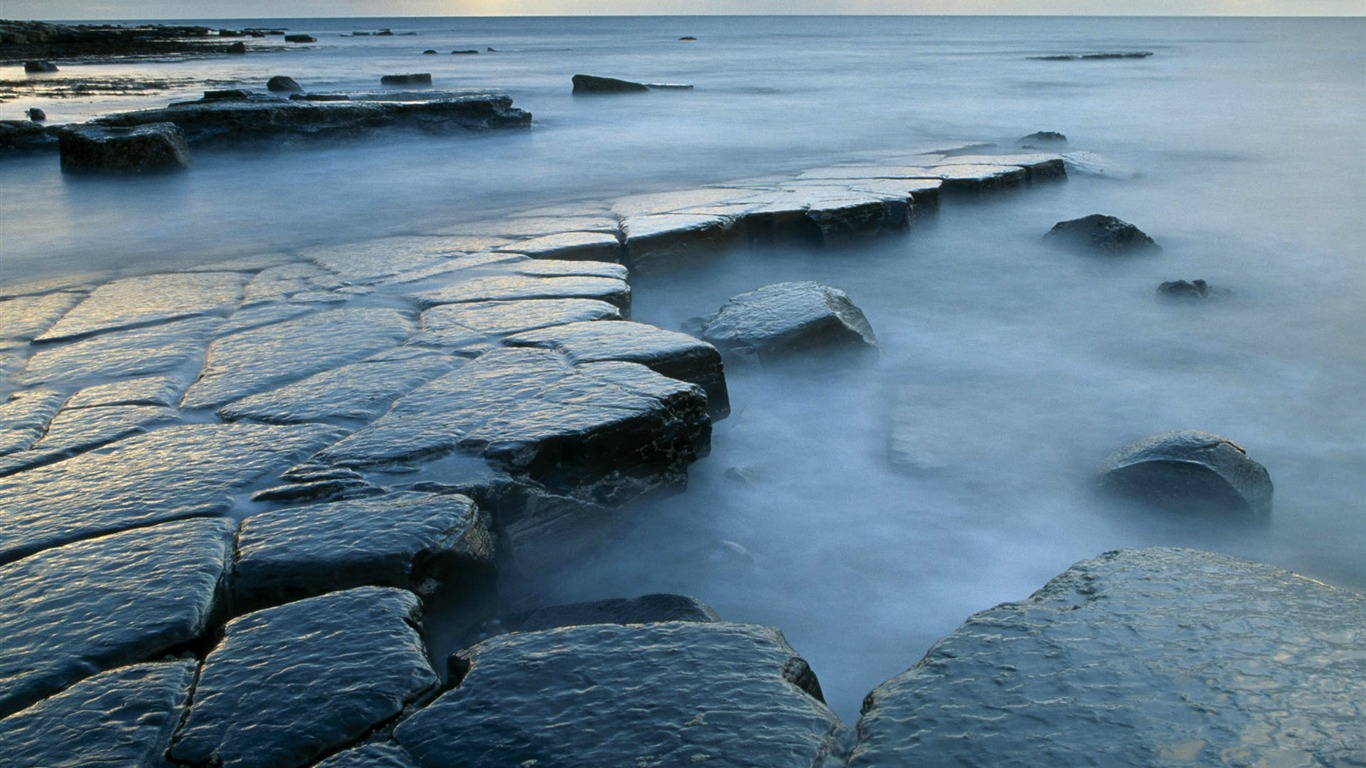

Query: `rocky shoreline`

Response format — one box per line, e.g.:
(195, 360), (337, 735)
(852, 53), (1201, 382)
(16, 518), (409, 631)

(1, 134), (1362, 766)
(0, 19), (262, 63)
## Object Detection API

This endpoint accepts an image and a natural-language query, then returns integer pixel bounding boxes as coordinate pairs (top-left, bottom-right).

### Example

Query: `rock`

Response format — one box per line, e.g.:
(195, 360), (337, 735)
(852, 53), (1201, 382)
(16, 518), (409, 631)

(507, 319), (730, 419)
(381, 73), (433, 86)
(643, 82), (695, 90)
(62, 374), (183, 409)
(232, 491), (494, 612)
(929, 162), (1027, 192)
(394, 622), (843, 767)
(169, 587), (438, 768)
(23, 60), (58, 73)
(413, 273), (631, 314)
(180, 307), (416, 411)
(0, 518), (233, 717)
(20, 316), (219, 388)
(25, 107), (45, 121)
(91, 92), (531, 145)
(35, 271), (245, 343)
(504, 230), (623, 262)
(1156, 278), (1231, 301)
(0, 119), (59, 151)
(1017, 130), (1068, 148)
(218, 350), (457, 424)
(472, 593), (719, 642)
(415, 298), (622, 351)
(58, 122), (191, 174)
(313, 347), (710, 505)
(1043, 213), (1161, 254)
(848, 547), (1366, 767)
(0, 661), (196, 768)
(451, 49), (479, 55)
(225, 41), (246, 54)
(423, 49), (438, 54)
(266, 75), (303, 93)
(1101, 429), (1274, 522)
(1061, 150), (1139, 179)
(1032, 51), (1154, 61)
(0, 422), (342, 564)
(572, 73), (652, 93)
(314, 743), (419, 768)
(932, 153), (1067, 183)
(27, 402), (179, 460)
(0, 292), (84, 344)
(284, 34), (316, 43)
(621, 213), (738, 273)
(685, 281), (878, 363)
(0, 388), (66, 456)
(680, 36), (698, 40)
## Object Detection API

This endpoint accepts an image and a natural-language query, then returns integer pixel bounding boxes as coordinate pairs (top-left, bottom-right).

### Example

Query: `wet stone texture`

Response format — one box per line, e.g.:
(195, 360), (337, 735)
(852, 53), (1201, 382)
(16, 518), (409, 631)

(169, 587), (438, 768)
(35, 272), (245, 343)
(0, 518), (233, 718)
(415, 297), (622, 351)
(1102, 429), (1274, 523)
(0, 660), (196, 768)
(848, 547), (1366, 768)
(394, 622), (844, 768)
(0, 422), (343, 564)
(0, 290), (85, 343)
(469, 593), (719, 643)
(232, 491), (494, 612)
(20, 315), (220, 388)
(685, 281), (878, 364)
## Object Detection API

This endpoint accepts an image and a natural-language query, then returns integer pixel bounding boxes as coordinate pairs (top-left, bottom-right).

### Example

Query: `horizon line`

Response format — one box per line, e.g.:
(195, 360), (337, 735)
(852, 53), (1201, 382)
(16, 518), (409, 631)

(15, 12), (1366, 21)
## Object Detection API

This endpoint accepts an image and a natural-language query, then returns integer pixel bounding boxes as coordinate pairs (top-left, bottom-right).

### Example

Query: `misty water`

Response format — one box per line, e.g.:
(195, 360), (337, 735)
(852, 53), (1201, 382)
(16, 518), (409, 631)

(2, 16), (1363, 721)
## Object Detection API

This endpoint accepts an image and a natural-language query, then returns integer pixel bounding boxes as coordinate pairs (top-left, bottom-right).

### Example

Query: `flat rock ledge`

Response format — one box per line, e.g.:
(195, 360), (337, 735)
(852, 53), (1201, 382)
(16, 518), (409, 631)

(685, 280), (878, 364)
(848, 547), (1366, 768)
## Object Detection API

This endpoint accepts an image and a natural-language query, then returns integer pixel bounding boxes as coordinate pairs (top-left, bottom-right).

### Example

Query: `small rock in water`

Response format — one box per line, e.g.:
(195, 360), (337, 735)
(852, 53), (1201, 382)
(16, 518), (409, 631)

(1101, 429), (1273, 523)
(266, 75), (303, 93)
(381, 73), (433, 86)
(679, 36), (698, 41)
(1017, 130), (1067, 148)
(572, 74), (651, 93)
(24, 108), (46, 121)
(58, 123), (191, 175)
(451, 49), (479, 55)
(225, 41), (246, 54)
(685, 280), (878, 363)
(1043, 213), (1161, 255)
(283, 34), (316, 43)
(423, 49), (438, 54)
(1156, 278), (1231, 301)
(23, 61), (59, 73)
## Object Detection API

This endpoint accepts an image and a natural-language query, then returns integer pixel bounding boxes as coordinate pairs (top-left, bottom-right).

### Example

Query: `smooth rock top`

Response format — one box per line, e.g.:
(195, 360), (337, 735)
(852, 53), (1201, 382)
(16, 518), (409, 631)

(1043, 213), (1161, 254)
(849, 547), (1366, 767)
(474, 593), (720, 642)
(36, 271), (244, 343)
(1102, 429), (1274, 522)
(0, 518), (233, 718)
(685, 281), (877, 363)
(572, 73), (651, 93)
(58, 122), (191, 175)
(0, 661), (196, 768)
(169, 586), (438, 768)
(395, 621), (844, 768)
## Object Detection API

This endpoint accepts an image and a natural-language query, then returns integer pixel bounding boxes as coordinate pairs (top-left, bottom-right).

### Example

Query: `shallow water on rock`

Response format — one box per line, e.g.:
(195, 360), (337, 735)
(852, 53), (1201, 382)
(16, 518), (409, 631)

(2, 15), (1363, 722)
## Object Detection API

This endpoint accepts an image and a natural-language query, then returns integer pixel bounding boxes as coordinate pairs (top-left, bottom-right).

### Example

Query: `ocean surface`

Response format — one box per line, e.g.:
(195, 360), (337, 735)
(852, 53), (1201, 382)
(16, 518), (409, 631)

(2, 15), (1363, 720)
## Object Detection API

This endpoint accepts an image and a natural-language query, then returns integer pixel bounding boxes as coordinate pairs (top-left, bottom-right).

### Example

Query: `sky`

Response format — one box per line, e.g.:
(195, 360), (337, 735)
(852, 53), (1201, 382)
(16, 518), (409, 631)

(8, 0), (1364, 19)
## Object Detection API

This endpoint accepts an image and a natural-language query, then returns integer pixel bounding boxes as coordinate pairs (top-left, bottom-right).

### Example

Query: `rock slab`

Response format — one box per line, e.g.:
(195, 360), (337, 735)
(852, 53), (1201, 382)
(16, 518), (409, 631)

(685, 281), (877, 363)
(1102, 429), (1274, 522)
(1043, 213), (1161, 254)
(849, 547), (1366, 767)
(58, 123), (191, 174)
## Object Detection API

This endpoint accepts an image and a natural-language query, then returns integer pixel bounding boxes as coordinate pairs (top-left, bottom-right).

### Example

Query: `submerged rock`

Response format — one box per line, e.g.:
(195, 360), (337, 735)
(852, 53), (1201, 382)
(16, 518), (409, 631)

(381, 73), (433, 86)
(284, 34), (316, 43)
(232, 491), (494, 611)
(169, 587), (438, 768)
(685, 281), (877, 363)
(266, 75), (303, 93)
(849, 547), (1366, 767)
(1017, 130), (1068, 148)
(1156, 278), (1231, 301)
(0, 661), (196, 768)
(1032, 51), (1154, 61)
(1043, 213), (1161, 254)
(23, 61), (58, 73)
(58, 122), (191, 174)
(394, 622), (843, 767)
(571, 73), (651, 93)
(1101, 429), (1274, 522)
(0, 518), (233, 717)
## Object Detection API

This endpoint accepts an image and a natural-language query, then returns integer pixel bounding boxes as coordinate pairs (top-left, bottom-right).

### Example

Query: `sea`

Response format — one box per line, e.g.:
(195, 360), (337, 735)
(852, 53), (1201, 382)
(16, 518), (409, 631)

(2, 15), (1363, 720)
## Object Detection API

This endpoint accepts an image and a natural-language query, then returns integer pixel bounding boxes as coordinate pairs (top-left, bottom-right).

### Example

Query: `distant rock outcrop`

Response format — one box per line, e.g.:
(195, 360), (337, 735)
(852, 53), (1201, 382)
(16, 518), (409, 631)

(57, 122), (191, 174)
(572, 74), (651, 93)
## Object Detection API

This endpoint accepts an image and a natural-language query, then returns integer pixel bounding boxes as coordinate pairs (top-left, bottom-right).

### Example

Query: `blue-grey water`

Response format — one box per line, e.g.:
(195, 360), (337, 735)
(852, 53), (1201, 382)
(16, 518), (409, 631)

(2, 16), (1363, 720)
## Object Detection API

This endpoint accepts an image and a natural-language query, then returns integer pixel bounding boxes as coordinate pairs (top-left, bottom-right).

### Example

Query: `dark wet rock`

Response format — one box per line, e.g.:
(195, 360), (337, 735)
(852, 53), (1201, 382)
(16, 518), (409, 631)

(284, 34), (316, 43)
(1032, 50), (1154, 61)
(21, 316), (219, 387)
(36, 271), (245, 343)
(416, 298), (622, 350)
(1157, 278), (1231, 301)
(225, 41), (246, 54)
(169, 587), (438, 768)
(395, 622), (843, 767)
(507, 319), (730, 419)
(423, 49), (438, 54)
(1, 21), (225, 59)
(266, 75), (303, 93)
(314, 743), (419, 768)
(381, 73), (433, 86)
(0, 118), (60, 151)
(621, 213), (738, 273)
(90, 92), (532, 145)
(933, 152), (1067, 183)
(505, 230), (623, 261)
(314, 347), (709, 503)
(473, 593), (719, 642)
(29, 403), (179, 457)
(0, 388), (66, 456)
(249, 477), (376, 504)
(180, 307), (415, 410)
(451, 49), (478, 55)
(23, 60), (58, 73)
(0, 518), (233, 717)
(0, 661), (195, 768)
(233, 491), (494, 612)
(63, 374), (184, 409)
(58, 122), (191, 174)
(848, 547), (1365, 767)
(219, 351), (456, 424)
(1101, 429), (1273, 522)
(25, 107), (45, 121)
(1044, 213), (1161, 254)
(413, 273), (631, 314)
(1017, 130), (1068, 148)
(680, 36), (698, 41)
(685, 281), (877, 364)
(572, 73), (651, 93)
(0, 422), (342, 564)
(930, 162), (1027, 192)
(0, 292), (82, 342)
